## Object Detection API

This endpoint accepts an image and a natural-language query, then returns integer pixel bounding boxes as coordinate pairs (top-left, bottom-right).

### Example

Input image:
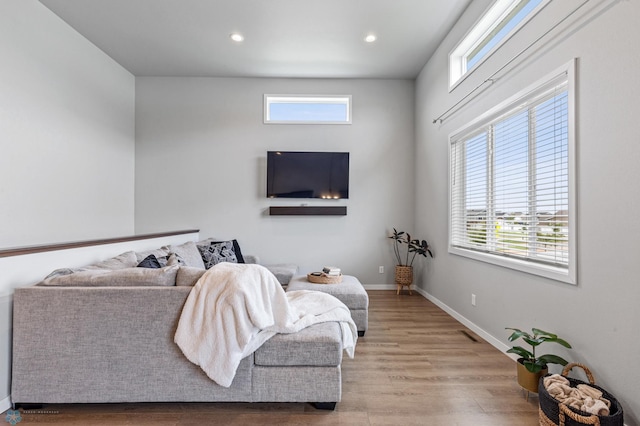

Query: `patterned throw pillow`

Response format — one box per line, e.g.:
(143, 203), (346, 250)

(225, 239), (245, 263)
(198, 241), (238, 269)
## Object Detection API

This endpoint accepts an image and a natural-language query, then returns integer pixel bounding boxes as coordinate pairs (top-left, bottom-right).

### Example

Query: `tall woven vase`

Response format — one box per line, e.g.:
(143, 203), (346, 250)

(395, 265), (413, 294)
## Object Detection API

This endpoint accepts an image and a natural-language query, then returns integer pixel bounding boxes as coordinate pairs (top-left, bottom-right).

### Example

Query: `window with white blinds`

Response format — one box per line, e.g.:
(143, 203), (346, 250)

(449, 61), (576, 284)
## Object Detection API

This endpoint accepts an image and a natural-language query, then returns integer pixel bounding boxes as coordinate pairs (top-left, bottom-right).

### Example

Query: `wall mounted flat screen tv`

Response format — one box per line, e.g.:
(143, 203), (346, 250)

(267, 151), (349, 199)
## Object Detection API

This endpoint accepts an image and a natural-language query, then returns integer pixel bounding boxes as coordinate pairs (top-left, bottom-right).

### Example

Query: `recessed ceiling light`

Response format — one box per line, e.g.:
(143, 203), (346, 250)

(230, 33), (244, 42)
(364, 34), (377, 43)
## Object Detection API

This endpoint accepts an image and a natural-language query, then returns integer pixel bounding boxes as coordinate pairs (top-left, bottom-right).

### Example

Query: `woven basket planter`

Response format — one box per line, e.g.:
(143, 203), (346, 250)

(394, 266), (413, 285)
(538, 363), (624, 426)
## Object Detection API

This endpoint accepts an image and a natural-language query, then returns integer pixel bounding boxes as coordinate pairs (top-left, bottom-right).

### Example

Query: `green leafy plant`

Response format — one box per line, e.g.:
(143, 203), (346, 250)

(389, 228), (433, 266)
(506, 327), (572, 373)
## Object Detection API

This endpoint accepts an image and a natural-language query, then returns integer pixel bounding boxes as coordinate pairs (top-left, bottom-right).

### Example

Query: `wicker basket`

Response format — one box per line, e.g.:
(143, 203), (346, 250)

(394, 265), (413, 285)
(307, 273), (342, 284)
(538, 363), (623, 426)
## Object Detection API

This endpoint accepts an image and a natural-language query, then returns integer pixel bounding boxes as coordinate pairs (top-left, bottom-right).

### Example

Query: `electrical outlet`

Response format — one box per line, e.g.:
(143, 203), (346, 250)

(471, 294), (476, 306)
(379, 266), (384, 274)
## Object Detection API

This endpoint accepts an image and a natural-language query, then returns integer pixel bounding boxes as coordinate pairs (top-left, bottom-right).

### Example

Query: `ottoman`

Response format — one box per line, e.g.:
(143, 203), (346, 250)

(286, 275), (369, 336)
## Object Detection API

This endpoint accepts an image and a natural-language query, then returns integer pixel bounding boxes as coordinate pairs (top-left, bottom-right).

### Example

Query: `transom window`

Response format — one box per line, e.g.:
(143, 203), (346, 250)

(449, 0), (548, 90)
(264, 95), (351, 124)
(449, 61), (575, 284)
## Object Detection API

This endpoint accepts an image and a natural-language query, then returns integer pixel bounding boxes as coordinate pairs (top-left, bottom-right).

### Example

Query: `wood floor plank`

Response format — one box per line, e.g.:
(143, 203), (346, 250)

(6, 290), (540, 425)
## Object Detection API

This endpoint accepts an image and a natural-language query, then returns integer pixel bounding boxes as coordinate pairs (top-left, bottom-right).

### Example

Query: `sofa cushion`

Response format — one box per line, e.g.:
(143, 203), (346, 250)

(265, 264), (299, 285)
(176, 266), (206, 287)
(243, 254), (259, 264)
(197, 240), (238, 269)
(39, 265), (179, 287)
(166, 241), (205, 269)
(254, 321), (343, 367)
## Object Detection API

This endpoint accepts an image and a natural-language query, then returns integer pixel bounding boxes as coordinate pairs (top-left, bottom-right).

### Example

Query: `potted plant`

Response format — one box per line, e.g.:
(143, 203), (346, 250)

(389, 228), (433, 294)
(506, 327), (572, 393)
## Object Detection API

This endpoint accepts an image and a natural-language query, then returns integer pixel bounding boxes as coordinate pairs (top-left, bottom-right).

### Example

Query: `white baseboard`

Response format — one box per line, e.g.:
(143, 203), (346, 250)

(361, 284), (514, 358)
(0, 395), (11, 413)
(412, 288), (633, 426)
(412, 286), (517, 361)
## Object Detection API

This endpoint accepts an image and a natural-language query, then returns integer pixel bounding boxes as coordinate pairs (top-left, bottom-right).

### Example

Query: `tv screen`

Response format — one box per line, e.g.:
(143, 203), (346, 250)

(267, 151), (349, 199)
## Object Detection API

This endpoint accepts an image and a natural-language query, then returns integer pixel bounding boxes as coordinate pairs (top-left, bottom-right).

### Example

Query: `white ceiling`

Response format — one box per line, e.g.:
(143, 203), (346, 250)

(38, 0), (471, 79)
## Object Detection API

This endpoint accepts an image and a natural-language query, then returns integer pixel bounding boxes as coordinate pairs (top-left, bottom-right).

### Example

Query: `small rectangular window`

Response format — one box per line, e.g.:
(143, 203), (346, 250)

(449, 61), (575, 284)
(449, 0), (548, 90)
(264, 95), (351, 124)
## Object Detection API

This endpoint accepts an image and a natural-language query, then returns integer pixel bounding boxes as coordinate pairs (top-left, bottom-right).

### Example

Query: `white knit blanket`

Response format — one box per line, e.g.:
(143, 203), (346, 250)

(174, 263), (357, 387)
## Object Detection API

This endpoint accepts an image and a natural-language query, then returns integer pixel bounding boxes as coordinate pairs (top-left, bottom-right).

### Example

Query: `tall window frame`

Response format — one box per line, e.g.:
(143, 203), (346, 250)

(449, 0), (550, 90)
(448, 60), (576, 284)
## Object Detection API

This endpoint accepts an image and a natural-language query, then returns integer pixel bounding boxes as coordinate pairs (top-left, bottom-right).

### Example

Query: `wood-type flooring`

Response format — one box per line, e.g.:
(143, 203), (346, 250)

(6, 290), (539, 425)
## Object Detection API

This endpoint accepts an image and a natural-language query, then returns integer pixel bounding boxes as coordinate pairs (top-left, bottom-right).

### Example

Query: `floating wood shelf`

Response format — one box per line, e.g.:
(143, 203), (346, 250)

(269, 206), (347, 216)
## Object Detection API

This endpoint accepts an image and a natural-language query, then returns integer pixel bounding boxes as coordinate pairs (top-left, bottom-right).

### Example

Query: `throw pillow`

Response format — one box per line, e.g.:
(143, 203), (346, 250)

(197, 238), (245, 263)
(166, 252), (186, 266)
(43, 268), (77, 279)
(134, 247), (171, 263)
(156, 255), (170, 267)
(84, 251), (138, 270)
(137, 254), (162, 269)
(198, 240), (238, 269)
(221, 239), (245, 263)
(166, 241), (206, 269)
(39, 265), (179, 287)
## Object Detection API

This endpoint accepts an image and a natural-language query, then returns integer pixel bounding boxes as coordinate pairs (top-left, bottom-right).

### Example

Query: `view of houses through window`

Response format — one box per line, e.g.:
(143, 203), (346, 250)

(449, 64), (574, 283)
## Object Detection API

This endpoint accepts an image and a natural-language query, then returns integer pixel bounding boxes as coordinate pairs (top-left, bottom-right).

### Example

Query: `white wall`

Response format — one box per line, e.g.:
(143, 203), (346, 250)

(135, 77), (415, 284)
(415, 0), (640, 423)
(0, 0), (136, 413)
(0, 0), (136, 249)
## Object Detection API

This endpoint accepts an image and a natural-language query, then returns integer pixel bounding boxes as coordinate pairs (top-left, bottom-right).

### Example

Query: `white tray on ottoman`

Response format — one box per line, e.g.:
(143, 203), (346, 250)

(286, 274), (369, 336)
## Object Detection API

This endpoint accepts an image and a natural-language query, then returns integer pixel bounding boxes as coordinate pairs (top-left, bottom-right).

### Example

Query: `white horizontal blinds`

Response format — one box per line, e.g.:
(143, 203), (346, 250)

(494, 108), (529, 258)
(457, 132), (488, 249)
(532, 89), (569, 265)
(450, 74), (569, 268)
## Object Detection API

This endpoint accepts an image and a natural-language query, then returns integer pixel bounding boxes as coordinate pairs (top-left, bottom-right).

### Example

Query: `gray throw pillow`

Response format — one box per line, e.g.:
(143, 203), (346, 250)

(43, 268), (77, 279)
(39, 265), (179, 287)
(166, 252), (186, 266)
(166, 241), (206, 269)
(135, 247), (171, 263)
(83, 251), (138, 270)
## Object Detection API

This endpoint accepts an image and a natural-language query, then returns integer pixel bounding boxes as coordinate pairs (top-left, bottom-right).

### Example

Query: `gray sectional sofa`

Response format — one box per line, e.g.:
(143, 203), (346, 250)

(10, 240), (348, 410)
